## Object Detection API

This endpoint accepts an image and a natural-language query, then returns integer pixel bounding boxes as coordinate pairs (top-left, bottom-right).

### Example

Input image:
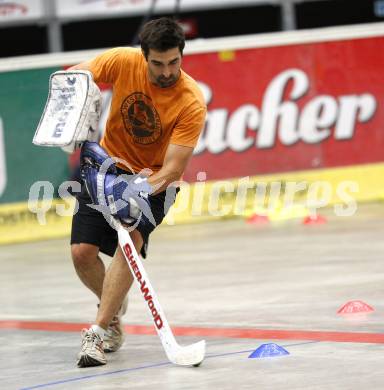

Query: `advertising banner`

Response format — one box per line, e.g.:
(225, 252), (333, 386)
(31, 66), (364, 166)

(55, 0), (266, 18)
(0, 117), (6, 198)
(0, 67), (69, 204)
(180, 36), (384, 182)
(0, 0), (44, 23)
(1, 27), (384, 244)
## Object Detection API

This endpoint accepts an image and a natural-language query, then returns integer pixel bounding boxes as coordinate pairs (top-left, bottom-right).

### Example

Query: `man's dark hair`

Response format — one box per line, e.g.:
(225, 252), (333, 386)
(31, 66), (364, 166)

(139, 17), (185, 59)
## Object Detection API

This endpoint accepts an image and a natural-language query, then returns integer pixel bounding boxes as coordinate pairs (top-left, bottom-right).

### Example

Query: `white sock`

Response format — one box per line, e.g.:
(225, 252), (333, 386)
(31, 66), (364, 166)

(91, 324), (106, 339)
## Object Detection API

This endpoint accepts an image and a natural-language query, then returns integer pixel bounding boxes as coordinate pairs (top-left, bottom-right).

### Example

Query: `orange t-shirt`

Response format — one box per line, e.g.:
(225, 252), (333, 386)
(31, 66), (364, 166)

(88, 47), (206, 173)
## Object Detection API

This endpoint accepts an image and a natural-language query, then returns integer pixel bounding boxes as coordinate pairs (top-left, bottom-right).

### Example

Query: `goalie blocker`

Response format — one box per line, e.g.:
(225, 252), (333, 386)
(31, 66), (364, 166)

(33, 70), (101, 153)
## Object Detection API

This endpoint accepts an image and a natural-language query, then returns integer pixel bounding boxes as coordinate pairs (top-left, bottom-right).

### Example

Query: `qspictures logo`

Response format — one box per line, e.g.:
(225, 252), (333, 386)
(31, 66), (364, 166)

(0, 117), (7, 198)
(121, 92), (162, 145)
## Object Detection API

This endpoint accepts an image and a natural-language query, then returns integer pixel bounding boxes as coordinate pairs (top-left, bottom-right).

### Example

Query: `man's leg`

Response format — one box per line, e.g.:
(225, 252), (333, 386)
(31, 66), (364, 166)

(77, 230), (143, 367)
(71, 240), (129, 353)
(97, 237), (136, 353)
(71, 243), (105, 300)
(96, 230), (143, 329)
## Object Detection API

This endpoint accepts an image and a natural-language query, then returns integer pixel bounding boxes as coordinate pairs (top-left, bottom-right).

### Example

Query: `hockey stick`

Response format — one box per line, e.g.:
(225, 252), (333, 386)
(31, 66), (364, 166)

(116, 220), (206, 366)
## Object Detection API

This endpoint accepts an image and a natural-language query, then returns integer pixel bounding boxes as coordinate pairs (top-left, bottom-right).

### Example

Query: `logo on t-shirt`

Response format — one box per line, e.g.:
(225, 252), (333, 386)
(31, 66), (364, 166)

(121, 92), (162, 145)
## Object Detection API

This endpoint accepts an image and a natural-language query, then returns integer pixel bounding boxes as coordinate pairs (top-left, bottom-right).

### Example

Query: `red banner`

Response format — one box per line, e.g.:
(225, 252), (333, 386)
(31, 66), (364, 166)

(181, 37), (384, 181)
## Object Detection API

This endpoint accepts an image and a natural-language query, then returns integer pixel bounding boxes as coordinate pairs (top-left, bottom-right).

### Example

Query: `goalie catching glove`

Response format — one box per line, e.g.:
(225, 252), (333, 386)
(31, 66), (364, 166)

(80, 141), (154, 226)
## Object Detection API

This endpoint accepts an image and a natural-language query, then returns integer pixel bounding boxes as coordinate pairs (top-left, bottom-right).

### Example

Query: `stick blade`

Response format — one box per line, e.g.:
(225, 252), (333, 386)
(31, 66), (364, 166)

(170, 340), (206, 366)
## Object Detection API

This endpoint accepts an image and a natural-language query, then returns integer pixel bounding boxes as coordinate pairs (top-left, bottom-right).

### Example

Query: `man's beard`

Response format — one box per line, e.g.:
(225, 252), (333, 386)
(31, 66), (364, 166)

(156, 75), (177, 88)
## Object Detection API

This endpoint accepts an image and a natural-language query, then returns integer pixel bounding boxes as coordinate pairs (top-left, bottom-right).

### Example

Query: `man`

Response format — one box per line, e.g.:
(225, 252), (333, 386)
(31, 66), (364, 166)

(70, 17), (206, 367)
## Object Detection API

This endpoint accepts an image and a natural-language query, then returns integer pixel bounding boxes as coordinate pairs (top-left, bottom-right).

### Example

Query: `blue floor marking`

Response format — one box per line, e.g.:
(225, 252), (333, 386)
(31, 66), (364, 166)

(20, 341), (319, 389)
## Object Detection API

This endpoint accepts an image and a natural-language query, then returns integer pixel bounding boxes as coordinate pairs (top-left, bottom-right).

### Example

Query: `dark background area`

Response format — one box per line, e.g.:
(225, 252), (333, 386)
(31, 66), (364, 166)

(1, 25), (48, 57)
(295, 0), (384, 28)
(62, 5), (281, 51)
(0, 0), (383, 58)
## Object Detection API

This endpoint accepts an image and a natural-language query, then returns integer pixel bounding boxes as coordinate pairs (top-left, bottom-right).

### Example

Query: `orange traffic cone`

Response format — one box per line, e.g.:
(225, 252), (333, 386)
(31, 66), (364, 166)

(246, 214), (270, 225)
(302, 215), (327, 225)
(337, 300), (374, 314)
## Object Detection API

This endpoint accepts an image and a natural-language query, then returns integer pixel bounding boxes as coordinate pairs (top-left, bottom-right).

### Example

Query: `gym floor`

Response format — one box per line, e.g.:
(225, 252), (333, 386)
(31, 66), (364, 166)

(1, 203), (384, 389)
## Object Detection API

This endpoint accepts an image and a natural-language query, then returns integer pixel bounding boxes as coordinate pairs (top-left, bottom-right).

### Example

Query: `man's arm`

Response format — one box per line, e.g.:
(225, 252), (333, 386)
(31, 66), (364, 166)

(147, 144), (194, 194)
(68, 61), (92, 72)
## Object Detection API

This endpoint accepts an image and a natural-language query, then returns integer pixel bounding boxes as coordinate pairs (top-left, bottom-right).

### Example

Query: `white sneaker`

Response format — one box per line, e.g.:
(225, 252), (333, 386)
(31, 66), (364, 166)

(103, 294), (128, 353)
(77, 329), (107, 367)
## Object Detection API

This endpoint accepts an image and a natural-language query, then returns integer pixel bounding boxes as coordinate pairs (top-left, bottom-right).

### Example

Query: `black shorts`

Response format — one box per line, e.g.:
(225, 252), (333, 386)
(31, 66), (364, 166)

(71, 174), (178, 258)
